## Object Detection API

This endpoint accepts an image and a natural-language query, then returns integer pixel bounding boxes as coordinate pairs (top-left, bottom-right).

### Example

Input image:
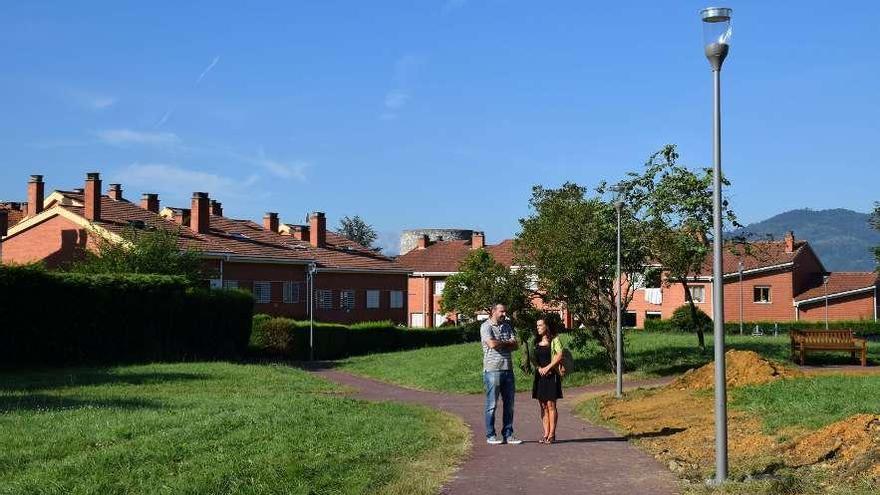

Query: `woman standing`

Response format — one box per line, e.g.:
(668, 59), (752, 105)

(532, 318), (563, 444)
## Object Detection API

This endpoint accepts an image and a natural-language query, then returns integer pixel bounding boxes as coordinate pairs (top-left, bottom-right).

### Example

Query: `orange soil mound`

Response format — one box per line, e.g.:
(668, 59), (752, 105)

(672, 349), (802, 391)
(785, 414), (880, 476)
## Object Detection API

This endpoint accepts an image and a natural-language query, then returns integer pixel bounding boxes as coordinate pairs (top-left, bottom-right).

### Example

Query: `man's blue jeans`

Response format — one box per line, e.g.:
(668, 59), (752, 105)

(483, 370), (515, 439)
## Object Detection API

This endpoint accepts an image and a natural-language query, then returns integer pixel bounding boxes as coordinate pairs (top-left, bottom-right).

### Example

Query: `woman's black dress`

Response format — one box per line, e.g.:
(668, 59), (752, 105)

(532, 344), (563, 401)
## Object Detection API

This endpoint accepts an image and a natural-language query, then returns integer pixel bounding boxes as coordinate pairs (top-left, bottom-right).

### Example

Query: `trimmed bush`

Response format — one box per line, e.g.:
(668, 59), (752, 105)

(642, 315), (880, 336)
(250, 317), (480, 360)
(669, 305), (713, 333)
(0, 264), (254, 366)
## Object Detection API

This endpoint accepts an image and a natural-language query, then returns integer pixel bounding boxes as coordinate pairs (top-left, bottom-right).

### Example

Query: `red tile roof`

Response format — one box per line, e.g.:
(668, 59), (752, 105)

(795, 272), (879, 302)
(694, 240), (808, 276)
(48, 192), (405, 272)
(396, 238), (517, 272)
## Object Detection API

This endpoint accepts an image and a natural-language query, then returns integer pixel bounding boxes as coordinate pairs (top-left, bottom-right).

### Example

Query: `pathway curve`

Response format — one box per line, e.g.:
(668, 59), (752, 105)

(308, 366), (679, 495)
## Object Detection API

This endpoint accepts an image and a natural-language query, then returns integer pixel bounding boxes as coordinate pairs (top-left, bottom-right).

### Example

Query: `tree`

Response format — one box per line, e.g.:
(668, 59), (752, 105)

(872, 202), (880, 272)
(516, 182), (649, 370)
(69, 226), (205, 282)
(439, 249), (531, 323)
(606, 145), (741, 349)
(337, 215), (378, 249)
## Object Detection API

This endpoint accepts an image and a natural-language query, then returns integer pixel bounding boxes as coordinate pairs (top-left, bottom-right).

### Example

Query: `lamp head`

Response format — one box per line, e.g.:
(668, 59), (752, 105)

(701, 7), (732, 70)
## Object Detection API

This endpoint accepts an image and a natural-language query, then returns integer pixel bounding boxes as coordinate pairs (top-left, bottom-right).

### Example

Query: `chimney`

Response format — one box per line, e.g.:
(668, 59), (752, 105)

(172, 209), (190, 226)
(309, 212), (326, 248)
(27, 175), (44, 217)
(191, 192), (210, 234)
(263, 212), (280, 233)
(471, 231), (485, 249)
(210, 200), (223, 216)
(141, 193), (160, 213)
(291, 225), (309, 242)
(784, 231), (795, 253)
(0, 210), (8, 238)
(108, 183), (123, 201)
(84, 172), (101, 221)
(417, 234), (429, 249)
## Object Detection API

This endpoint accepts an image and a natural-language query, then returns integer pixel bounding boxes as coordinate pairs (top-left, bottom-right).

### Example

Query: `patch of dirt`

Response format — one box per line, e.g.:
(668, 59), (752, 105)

(672, 350), (803, 391)
(784, 414), (880, 478)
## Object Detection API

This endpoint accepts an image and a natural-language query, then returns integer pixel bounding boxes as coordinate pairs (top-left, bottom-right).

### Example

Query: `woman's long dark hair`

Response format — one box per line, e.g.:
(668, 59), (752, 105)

(534, 316), (558, 343)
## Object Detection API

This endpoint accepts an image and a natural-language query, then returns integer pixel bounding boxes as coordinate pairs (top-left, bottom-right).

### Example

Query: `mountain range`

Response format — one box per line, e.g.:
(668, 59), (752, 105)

(733, 208), (879, 272)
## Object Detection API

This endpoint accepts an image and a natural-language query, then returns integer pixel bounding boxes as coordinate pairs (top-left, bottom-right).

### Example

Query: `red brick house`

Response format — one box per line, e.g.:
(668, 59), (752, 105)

(396, 232), (568, 327)
(0, 173), (410, 324)
(624, 232), (879, 328)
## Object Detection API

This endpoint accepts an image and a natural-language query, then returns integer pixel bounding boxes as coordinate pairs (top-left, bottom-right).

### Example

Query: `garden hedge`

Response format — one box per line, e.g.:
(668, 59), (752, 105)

(250, 316), (481, 360)
(0, 264), (254, 366)
(643, 317), (880, 336)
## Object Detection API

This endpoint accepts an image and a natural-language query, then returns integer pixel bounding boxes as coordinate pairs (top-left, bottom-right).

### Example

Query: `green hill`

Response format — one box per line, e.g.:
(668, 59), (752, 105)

(733, 208), (879, 272)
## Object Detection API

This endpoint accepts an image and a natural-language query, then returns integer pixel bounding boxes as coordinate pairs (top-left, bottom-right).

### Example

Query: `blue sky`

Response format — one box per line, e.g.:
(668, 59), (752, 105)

(1, 1), (877, 254)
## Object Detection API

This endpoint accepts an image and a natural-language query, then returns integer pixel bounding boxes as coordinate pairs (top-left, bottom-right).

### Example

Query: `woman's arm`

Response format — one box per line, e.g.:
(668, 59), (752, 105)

(539, 351), (563, 375)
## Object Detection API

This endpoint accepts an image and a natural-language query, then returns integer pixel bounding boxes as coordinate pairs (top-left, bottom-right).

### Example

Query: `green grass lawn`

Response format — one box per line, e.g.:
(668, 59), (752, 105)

(0, 362), (468, 495)
(732, 374), (880, 434)
(338, 332), (880, 394)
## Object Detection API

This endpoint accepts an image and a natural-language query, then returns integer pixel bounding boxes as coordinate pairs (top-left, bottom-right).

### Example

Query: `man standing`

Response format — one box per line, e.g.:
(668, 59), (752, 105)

(481, 303), (522, 445)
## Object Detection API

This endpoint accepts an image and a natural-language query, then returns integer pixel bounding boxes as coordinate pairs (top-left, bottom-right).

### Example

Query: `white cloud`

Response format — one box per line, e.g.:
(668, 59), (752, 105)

(384, 90), (410, 109)
(66, 89), (117, 110)
(196, 56), (221, 85)
(250, 148), (309, 181)
(113, 163), (259, 201)
(443, 0), (467, 12)
(95, 129), (181, 146)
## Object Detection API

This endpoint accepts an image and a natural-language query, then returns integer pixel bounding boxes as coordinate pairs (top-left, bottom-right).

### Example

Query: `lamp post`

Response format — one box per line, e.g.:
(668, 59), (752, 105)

(702, 6), (732, 484)
(614, 197), (624, 398)
(823, 274), (830, 330)
(738, 260), (744, 335)
(308, 262), (318, 361)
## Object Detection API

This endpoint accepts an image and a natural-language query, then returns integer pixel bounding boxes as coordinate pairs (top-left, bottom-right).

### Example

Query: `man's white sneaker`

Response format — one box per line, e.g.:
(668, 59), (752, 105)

(486, 436), (504, 445)
(504, 436), (523, 445)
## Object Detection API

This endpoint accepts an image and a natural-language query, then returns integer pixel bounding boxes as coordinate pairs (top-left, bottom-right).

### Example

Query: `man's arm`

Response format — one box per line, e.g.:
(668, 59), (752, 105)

(481, 323), (502, 349)
(500, 323), (518, 350)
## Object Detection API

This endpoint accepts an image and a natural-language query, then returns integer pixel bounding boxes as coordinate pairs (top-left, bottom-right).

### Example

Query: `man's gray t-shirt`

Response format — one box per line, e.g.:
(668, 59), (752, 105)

(481, 319), (514, 371)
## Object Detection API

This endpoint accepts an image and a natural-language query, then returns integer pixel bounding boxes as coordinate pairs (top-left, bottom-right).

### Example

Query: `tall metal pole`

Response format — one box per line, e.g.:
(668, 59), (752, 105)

(615, 202), (623, 398)
(710, 66), (728, 483)
(309, 263), (316, 361)
(824, 279), (829, 330)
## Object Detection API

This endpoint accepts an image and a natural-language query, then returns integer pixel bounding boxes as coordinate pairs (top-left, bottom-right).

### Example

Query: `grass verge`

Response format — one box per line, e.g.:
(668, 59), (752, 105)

(0, 362), (468, 495)
(338, 332), (880, 394)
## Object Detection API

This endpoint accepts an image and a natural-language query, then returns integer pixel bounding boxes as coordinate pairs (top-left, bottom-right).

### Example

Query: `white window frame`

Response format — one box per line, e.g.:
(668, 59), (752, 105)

(340, 289), (355, 310)
(433, 280), (446, 294)
(317, 289), (333, 310)
(689, 285), (706, 304)
(223, 280), (239, 290)
(283, 281), (301, 304)
(366, 289), (381, 309)
(645, 311), (663, 320)
(410, 313), (425, 328)
(253, 281), (271, 304)
(753, 286), (772, 304)
(390, 290), (404, 309)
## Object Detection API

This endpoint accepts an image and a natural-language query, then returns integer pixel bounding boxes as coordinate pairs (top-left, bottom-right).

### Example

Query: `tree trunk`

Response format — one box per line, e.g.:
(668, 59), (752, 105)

(680, 280), (706, 349)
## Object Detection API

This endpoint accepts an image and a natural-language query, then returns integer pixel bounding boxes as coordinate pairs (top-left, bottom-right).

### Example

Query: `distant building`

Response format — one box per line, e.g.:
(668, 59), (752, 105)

(0, 173), (410, 324)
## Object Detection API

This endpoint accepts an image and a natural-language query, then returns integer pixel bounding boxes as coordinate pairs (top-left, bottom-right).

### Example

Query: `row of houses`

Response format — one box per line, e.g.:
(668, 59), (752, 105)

(1, 172), (878, 328)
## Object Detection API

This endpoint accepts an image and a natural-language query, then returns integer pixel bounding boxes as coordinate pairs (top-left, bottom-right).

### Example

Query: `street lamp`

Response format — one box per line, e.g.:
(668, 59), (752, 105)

(308, 262), (318, 361)
(738, 260), (744, 335)
(702, 6), (732, 484)
(614, 196), (624, 398)
(823, 274), (830, 330)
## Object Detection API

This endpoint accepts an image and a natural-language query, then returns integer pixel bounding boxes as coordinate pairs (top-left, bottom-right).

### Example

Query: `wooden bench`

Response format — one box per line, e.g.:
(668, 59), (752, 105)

(790, 329), (867, 366)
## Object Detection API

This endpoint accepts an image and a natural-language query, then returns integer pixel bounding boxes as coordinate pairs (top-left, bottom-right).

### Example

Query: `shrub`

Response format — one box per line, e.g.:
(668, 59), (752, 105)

(641, 314), (880, 337)
(0, 264), (253, 366)
(250, 317), (481, 360)
(669, 305), (713, 333)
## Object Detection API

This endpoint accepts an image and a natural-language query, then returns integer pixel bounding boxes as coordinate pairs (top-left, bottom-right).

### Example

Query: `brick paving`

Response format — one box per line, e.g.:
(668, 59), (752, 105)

(308, 366), (679, 495)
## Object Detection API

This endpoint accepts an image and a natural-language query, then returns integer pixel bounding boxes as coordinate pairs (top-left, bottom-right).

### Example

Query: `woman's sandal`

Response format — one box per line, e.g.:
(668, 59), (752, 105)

(546, 436), (555, 445)
(538, 436), (548, 444)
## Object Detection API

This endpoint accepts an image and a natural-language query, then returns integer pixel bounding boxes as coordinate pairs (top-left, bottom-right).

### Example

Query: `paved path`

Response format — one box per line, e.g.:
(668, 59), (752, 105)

(308, 366), (679, 495)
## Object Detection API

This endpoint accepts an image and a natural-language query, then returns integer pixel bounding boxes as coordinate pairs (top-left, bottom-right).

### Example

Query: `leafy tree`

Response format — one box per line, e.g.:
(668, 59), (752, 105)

(337, 215), (378, 249)
(606, 145), (741, 349)
(670, 305), (712, 334)
(69, 226), (205, 282)
(516, 182), (649, 370)
(872, 202), (880, 272)
(439, 249), (531, 324)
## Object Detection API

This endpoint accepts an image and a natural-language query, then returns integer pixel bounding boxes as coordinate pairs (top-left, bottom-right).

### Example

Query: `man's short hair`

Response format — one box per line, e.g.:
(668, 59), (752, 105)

(491, 303), (506, 313)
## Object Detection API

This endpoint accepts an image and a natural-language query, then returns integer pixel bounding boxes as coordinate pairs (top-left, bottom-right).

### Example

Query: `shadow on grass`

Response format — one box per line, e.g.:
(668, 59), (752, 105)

(0, 370), (208, 393)
(0, 394), (163, 413)
(626, 427), (687, 440)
